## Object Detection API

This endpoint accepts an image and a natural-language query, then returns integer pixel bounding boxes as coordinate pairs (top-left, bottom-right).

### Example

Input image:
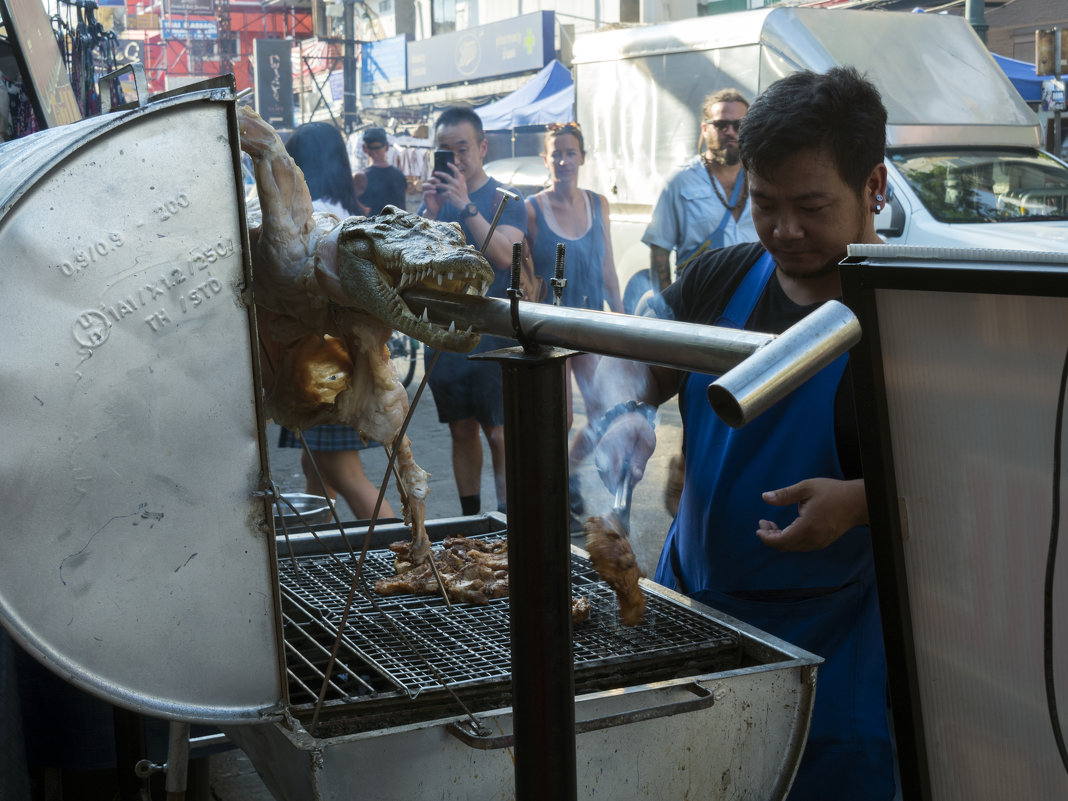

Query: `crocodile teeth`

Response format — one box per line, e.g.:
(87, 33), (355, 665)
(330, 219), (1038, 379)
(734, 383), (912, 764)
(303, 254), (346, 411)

(464, 325), (473, 336)
(448, 320), (456, 333)
(437, 273), (444, 286)
(421, 308), (429, 322)
(448, 272), (454, 281)
(481, 281), (489, 294)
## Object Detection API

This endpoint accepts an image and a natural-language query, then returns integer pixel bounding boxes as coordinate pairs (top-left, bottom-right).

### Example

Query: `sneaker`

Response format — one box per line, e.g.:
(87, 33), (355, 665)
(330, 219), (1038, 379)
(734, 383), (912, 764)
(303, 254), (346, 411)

(569, 513), (587, 536)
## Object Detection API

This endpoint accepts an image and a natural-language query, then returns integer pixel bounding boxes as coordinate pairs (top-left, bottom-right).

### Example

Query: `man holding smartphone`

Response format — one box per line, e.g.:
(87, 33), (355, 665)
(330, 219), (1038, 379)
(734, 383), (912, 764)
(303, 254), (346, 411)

(418, 105), (527, 516)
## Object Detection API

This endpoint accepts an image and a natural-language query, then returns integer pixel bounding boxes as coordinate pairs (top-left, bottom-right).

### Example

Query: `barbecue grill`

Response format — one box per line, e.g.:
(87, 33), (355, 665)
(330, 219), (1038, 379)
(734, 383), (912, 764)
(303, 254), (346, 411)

(224, 515), (819, 800)
(0, 81), (852, 800)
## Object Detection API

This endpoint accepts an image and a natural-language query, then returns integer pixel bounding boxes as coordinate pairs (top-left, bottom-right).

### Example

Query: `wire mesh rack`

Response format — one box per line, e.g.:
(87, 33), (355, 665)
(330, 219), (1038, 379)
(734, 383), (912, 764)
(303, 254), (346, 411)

(278, 533), (743, 719)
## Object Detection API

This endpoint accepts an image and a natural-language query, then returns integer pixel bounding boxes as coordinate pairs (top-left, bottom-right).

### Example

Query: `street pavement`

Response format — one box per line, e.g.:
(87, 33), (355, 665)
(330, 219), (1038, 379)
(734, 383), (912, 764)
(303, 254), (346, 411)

(208, 347), (684, 800)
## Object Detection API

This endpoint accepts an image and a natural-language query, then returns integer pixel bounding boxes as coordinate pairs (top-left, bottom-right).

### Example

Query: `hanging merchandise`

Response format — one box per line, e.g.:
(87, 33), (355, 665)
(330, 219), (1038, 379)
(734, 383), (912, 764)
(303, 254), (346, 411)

(2, 76), (38, 140)
(51, 0), (122, 118)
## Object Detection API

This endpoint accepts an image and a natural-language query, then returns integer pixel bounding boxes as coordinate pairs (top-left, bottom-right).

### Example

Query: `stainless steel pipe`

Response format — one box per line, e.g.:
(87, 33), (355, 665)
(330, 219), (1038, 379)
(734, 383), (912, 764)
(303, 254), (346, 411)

(403, 288), (861, 427)
(706, 300), (862, 427)
(404, 287), (772, 375)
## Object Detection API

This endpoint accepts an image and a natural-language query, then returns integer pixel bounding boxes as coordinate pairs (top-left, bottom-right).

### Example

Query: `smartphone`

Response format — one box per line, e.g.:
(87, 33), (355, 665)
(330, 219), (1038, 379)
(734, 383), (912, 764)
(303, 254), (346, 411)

(433, 150), (454, 191)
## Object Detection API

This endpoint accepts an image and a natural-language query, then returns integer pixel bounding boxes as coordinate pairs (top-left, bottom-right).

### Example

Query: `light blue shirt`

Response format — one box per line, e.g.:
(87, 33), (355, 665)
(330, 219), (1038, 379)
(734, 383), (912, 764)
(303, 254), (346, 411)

(642, 156), (757, 266)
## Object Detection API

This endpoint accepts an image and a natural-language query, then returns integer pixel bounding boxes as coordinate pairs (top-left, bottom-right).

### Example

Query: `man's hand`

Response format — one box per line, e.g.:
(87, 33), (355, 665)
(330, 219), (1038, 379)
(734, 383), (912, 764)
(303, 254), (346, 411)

(422, 162), (467, 218)
(593, 413), (657, 494)
(430, 163), (470, 211)
(756, 478), (868, 552)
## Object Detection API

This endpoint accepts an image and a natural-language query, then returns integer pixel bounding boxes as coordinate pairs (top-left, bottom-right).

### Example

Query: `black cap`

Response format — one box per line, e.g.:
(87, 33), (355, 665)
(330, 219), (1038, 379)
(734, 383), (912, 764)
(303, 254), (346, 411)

(363, 127), (388, 147)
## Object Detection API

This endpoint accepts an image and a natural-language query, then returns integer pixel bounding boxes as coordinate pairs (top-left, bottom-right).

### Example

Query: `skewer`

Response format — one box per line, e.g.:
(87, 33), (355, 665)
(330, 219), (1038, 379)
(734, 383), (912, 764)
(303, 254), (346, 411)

(386, 445), (453, 611)
(423, 531), (453, 610)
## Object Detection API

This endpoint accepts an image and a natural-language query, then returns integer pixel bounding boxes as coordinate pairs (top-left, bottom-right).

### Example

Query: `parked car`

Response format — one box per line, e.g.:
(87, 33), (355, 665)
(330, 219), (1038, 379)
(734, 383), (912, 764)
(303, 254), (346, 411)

(573, 7), (1068, 313)
(483, 156), (549, 199)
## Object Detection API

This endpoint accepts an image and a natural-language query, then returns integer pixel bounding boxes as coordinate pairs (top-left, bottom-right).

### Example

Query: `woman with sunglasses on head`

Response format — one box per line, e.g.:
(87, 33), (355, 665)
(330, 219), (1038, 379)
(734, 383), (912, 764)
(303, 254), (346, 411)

(642, 88), (758, 294)
(525, 122), (623, 529)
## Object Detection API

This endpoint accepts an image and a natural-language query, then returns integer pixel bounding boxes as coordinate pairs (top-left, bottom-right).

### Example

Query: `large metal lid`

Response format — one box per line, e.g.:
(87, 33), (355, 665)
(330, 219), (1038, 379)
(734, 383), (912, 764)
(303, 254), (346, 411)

(0, 88), (283, 723)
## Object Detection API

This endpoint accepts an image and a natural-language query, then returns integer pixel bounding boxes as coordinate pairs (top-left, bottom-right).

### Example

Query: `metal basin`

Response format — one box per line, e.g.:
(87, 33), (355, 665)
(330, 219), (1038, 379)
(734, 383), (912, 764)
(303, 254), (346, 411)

(274, 493), (331, 529)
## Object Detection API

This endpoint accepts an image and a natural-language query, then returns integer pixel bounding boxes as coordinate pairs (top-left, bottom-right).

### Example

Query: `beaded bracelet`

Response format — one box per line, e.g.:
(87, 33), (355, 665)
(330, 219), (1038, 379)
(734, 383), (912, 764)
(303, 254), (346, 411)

(592, 400), (657, 440)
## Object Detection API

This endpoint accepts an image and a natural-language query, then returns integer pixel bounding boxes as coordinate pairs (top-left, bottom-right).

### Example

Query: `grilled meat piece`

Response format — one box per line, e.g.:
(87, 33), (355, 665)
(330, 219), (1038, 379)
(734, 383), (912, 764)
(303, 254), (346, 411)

(375, 536), (508, 604)
(571, 596), (591, 624)
(375, 537), (590, 622)
(584, 513), (646, 626)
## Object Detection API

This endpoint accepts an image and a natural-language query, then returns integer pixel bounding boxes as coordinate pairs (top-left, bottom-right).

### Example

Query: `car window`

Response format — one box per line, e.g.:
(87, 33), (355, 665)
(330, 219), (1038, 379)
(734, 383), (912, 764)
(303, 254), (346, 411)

(891, 148), (1068, 223)
(483, 157), (549, 198)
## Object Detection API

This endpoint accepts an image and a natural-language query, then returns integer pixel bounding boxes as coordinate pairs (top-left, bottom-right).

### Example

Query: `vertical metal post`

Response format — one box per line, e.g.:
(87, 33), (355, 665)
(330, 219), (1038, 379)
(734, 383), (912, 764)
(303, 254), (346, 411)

(477, 344), (577, 801)
(343, 0), (357, 134)
(964, 0), (987, 43)
(165, 721), (190, 801)
(1056, 29), (1063, 157)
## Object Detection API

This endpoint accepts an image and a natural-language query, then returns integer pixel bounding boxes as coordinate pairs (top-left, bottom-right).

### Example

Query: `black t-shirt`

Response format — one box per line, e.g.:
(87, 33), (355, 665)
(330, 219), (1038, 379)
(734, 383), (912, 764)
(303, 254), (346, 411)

(662, 242), (861, 479)
(360, 165), (407, 215)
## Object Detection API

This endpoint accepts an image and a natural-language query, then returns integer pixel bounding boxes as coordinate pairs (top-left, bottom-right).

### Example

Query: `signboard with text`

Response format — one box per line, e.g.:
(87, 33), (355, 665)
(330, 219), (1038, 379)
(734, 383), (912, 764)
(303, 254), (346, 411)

(161, 17), (218, 40)
(361, 34), (407, 95)
(166, 0), (215, 15)
(407, 11), (553, 90)
(114, 39), (144, 67)
(254, 38), (294, 129)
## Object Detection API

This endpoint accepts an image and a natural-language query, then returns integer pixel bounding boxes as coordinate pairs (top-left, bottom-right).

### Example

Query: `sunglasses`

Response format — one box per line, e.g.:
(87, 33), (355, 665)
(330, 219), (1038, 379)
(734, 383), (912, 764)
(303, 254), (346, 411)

(365, 142), (386, 151)
(706, 119), (742, 133)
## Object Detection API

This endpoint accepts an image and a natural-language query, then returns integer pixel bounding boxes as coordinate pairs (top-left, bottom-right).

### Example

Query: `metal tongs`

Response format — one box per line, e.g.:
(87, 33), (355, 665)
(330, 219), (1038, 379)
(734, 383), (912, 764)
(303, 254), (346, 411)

(611, 461), (635, 534)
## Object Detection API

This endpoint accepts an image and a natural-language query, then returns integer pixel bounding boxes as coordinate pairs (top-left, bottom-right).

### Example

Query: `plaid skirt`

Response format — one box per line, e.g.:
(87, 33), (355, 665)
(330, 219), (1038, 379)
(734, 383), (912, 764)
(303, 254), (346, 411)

(277, 424), (380, 452)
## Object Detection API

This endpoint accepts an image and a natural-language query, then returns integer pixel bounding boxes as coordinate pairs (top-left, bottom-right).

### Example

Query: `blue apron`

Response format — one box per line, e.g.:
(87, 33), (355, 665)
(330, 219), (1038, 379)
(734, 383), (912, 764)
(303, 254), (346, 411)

(654, 252), (895, 801)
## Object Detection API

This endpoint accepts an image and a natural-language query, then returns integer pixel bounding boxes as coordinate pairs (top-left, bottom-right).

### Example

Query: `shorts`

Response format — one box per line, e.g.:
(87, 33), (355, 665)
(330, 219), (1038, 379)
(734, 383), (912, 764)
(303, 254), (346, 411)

(277, 424), (375, 451)
(425, 347), (504, 427)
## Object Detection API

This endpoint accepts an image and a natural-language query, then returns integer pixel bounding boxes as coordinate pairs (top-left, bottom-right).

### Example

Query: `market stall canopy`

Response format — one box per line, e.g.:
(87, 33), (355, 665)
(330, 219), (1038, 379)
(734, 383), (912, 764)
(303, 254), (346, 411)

(993, 53), (1051, 104)
(476, 59), (574, 130)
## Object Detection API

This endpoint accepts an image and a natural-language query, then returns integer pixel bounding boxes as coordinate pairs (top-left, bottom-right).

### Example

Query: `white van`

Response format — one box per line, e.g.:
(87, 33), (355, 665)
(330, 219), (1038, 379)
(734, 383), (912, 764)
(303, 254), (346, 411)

(572, 7), (1068, 311)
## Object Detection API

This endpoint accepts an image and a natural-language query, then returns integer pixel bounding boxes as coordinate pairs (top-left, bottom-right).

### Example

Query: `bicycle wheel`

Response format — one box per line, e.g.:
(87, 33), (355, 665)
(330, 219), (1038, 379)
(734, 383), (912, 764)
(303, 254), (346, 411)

(387, 330), (418, 387)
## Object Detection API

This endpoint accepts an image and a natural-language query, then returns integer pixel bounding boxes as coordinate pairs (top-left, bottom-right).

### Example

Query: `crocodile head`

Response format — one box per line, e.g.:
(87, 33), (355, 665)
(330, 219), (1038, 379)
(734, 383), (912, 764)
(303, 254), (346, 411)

(336, 205), (495, 353)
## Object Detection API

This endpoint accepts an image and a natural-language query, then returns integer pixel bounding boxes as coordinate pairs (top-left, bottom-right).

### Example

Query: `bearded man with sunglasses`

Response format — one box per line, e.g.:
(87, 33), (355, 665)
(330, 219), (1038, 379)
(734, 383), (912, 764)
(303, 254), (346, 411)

(642, 88), (757, 293)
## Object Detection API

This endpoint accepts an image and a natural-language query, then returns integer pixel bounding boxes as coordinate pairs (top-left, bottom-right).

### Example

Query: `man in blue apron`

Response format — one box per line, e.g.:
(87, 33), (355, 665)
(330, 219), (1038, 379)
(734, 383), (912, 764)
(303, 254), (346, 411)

(592, 67), (896, 801)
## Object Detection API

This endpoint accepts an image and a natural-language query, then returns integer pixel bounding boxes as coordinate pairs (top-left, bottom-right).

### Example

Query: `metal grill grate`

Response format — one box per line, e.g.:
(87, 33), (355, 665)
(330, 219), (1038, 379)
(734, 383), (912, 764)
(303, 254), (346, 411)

(278, 535), (741, 713)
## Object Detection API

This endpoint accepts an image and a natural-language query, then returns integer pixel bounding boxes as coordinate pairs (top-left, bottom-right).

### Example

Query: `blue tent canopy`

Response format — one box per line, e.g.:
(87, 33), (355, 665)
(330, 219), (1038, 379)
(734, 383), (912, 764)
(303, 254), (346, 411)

(476, 60), (575, 130)
(993, 53), (1052, 103)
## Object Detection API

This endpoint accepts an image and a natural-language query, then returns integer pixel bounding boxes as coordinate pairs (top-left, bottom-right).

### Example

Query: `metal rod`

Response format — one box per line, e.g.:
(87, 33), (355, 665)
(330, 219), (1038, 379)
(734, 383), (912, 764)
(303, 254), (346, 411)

(483, 188), (521, 255)
(551, 243), (567, 306)
(165, 721), (190, 801)
(707, 299), (863, 427)
(404, 289), (861, 426)
(473, 344), (577, 801)
(404, 288), (771, 374)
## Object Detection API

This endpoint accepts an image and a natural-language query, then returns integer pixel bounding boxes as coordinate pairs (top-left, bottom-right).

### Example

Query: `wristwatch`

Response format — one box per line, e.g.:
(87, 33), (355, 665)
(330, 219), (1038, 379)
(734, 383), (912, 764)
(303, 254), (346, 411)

(459, 202), (479, 220)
